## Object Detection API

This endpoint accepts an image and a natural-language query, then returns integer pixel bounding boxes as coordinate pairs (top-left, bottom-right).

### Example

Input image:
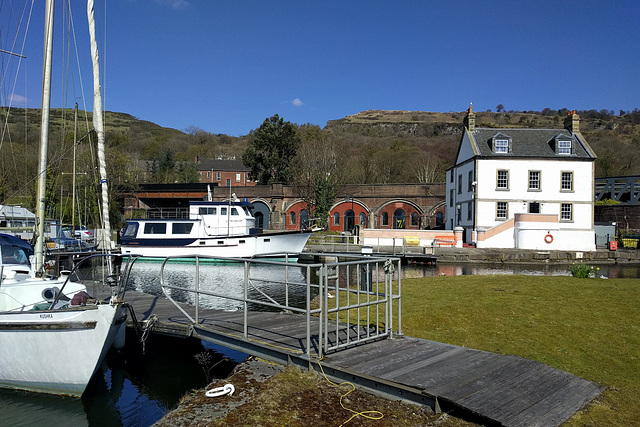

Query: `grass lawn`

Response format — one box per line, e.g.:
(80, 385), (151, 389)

(399, 274), (640, 426)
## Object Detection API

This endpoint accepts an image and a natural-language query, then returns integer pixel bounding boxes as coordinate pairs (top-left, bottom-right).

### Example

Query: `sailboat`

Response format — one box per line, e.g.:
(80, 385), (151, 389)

(0, 0), (129, 397)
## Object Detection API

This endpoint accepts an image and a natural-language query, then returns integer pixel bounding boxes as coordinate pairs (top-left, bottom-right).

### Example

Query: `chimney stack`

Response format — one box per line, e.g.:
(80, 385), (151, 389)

(463, 103), (475, 132)
(564, 110), (580, 133)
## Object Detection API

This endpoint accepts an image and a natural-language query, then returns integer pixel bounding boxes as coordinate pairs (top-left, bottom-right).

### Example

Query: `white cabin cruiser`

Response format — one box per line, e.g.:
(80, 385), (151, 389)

(120, 199), (311, 259)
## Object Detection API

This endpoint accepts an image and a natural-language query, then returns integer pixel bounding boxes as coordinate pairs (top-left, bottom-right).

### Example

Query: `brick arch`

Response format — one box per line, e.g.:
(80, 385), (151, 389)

(249, 197), (273, 211)
(425, 200), (447, 229)
(373, 199), (424, 230)
(284, 200), (310, 231)
(249, 198), (272, 230)
(328, 199), (371, 232)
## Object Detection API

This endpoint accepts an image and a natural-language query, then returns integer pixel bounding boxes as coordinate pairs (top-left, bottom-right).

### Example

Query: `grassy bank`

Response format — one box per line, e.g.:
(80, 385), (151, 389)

(400, 275), (639, 426)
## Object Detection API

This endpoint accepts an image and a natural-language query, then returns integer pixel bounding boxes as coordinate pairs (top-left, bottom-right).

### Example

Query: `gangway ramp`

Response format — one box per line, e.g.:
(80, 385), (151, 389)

(122, 255), (602, 427)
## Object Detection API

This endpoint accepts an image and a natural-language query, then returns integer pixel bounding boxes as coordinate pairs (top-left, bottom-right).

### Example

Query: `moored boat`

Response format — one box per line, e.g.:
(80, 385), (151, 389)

(0, 0), (128, 397)
(120, 198), (312, 258)
(0, 234), (129, 396)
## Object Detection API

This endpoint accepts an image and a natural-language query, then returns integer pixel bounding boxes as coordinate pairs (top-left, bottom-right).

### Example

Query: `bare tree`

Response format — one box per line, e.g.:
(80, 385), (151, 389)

(410, 151), (446, 183)
(293, 125), (341, 228)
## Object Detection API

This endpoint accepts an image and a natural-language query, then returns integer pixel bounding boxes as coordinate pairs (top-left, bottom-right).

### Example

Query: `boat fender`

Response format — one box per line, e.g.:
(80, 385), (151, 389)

(205, 383), (235, 398)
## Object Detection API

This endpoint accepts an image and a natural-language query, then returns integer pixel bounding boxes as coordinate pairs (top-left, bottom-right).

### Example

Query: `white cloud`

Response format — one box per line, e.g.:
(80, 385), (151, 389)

(292, 98), (303, 107)
(154, 0), (189, 10)
(9, 94), (27, 107)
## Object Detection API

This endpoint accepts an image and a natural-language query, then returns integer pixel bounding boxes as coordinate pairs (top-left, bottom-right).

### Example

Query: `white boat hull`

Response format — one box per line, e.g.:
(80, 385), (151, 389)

(0, 303), (127, 396)
(121, 231), (311, 258)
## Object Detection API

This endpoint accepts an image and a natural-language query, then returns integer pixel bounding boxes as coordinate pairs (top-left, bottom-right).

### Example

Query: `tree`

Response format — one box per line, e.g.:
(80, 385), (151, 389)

(293, 124), (340, 228)
(410, 151), (446, 183)
(496, 104), (505, 113)
(242, 114), (300, 184)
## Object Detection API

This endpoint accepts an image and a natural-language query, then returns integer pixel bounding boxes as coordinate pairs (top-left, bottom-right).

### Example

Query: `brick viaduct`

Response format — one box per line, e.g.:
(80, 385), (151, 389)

(124, 183), (447, 233)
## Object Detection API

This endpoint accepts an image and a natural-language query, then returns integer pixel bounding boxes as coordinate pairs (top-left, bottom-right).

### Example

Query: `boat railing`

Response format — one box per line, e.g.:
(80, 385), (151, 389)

(49, 253), (139, 306)
(154, 253), (402, 359)
(145, 207), (190, 219)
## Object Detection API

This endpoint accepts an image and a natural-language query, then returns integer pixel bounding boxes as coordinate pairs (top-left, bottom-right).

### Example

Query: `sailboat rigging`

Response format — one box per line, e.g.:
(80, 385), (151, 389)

(0, 0), (131, 397)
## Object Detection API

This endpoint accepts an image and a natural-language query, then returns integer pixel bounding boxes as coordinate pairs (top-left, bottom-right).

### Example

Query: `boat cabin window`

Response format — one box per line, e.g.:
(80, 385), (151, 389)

(172, 223), (194, 234)
(221, 207), (227, 216)
(144, 223), (167, 234)
(1, 245), (30, 265)
(199, 207), (217, 215)
(123, 223), (139, 237)
(231, 208), (239, 216)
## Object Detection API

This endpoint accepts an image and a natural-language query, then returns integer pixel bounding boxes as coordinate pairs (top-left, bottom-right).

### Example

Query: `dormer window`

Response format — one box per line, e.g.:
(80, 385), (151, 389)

(557, 140), (571, 155)
(491, 134), (512, 153)
(495, 139), (508, 153)
(550, 134), (574, 155)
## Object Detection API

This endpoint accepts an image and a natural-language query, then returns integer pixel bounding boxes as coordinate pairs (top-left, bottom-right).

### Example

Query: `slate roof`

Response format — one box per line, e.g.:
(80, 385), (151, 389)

(196, 159), (249, 172)
(470, 128), (595, 159)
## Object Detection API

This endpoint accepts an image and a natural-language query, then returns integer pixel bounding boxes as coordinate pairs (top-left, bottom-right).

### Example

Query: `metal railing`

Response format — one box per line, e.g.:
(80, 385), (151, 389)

(155, 253), (402, 359)
(305, 233), (435, 256)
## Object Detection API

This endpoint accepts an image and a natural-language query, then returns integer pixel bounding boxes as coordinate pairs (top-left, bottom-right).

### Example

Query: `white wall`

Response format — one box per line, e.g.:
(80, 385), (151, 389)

(475, 158), (593, 230)
(516, 229), (596, 251)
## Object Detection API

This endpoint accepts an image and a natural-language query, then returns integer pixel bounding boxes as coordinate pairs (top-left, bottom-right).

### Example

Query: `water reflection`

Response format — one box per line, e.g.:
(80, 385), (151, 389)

(127, 260), (314, 311)
(402, 262), (640, 279)
(0, 330), (239, 427)
(0, 389), (88, 427)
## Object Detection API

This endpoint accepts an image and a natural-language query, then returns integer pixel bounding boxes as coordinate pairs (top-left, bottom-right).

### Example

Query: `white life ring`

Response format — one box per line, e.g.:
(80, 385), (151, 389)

(544, 234), (553, 244)
(206, 383), (235, 398)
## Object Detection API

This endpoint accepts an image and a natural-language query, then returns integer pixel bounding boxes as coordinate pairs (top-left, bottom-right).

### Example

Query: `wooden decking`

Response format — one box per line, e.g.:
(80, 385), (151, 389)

(121, 290), (603, 427)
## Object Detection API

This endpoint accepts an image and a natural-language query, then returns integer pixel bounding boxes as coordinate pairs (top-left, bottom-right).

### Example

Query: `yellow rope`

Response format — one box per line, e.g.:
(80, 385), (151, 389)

(317, 360), (384, 426)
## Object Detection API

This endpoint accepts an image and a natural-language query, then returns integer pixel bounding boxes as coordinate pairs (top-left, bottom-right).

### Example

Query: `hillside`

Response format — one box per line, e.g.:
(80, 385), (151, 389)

(325, 108), (640, 180)
(1, 106), (639, 219)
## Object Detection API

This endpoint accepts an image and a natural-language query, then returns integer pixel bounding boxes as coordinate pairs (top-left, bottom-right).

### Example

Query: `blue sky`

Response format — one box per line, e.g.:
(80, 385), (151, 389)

(2, 0), (639, 136)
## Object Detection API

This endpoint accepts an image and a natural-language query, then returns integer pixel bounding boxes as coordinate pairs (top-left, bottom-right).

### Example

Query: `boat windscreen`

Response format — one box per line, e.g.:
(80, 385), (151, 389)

(0, 244), (31, 266)
(123, 222), (139, 237)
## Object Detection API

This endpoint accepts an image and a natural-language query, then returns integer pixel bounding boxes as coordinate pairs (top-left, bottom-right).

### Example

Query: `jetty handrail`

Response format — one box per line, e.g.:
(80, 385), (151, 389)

(306, 234), (434, 256)
(154, 253), (402, 359)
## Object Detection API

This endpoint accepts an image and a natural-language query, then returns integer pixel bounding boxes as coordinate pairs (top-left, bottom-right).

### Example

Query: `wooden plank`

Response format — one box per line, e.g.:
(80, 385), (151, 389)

(331, 340), (455, 377)
(123, 289), (603, 427)
(326, 337), (424, 367)
(489, 369), (580, 421)
(506, 379), (603, 427)
(396, 350), (502, 391)
(431, 356), (535, 401)
(457, 363), (558, 416)
(378, 346), (467, 380)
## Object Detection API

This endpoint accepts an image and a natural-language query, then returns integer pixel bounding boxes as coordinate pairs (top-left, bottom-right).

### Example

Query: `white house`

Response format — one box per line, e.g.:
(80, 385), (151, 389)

(445, 107), (597, 251)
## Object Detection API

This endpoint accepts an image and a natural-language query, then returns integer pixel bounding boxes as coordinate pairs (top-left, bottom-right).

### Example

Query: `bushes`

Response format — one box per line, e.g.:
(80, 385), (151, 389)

(570, 263), (595, 278)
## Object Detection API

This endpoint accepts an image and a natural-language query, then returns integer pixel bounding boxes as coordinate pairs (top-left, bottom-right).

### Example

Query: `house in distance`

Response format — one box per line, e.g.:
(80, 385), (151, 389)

(446, 106), (597, 251)
(195, 158), (257, 187)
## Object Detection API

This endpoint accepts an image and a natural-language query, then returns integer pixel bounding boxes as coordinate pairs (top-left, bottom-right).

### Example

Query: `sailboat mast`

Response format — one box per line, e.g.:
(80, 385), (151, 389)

(34, 0), (55, 272)
(87, 0), (112, 250)
(72, 103), (78, 232)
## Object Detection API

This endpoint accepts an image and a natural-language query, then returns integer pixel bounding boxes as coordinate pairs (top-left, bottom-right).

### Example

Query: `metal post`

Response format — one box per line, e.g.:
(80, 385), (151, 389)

(305, 264), (312, 359)
(243, 260), (249, 339)
(322, 265), (328, 358)
(195, 256), (200, 323)
(285, 254), (289, 308)
(396, 260), (402, 336)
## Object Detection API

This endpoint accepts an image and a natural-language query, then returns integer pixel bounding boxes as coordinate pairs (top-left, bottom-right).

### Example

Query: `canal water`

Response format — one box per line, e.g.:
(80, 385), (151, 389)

(1, 260), (638, 426)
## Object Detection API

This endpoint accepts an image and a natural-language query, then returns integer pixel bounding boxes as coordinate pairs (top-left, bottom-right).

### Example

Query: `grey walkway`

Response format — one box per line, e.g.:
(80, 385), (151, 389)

(123, 290), (603, 427)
